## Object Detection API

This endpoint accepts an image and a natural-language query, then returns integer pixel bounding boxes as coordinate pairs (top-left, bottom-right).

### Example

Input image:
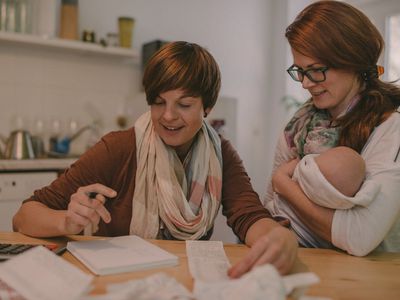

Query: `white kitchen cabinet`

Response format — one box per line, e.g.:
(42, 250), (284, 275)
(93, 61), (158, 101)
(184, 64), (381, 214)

(0, 158), (76, 231)
(0, 171), (58, 231)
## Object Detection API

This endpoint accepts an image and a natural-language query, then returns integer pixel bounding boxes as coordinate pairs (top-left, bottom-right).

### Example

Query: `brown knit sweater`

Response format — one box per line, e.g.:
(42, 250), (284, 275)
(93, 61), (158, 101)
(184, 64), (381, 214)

(25, 128), (271, 242)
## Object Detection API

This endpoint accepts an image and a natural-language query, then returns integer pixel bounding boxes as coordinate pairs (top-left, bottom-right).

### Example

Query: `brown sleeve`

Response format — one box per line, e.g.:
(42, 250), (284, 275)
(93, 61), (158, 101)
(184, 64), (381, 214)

(24, 128), (137, 212)
(220, 137), (272, 242)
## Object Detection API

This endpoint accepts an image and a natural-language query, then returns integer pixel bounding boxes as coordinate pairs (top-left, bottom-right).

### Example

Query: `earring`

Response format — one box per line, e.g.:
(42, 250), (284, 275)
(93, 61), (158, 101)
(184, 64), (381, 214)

(204, 112), (208, 118)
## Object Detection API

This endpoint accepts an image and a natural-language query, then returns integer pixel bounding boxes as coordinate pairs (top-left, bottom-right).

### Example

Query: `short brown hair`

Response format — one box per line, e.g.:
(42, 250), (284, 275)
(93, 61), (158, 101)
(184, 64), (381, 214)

(142, 41), (221, 110)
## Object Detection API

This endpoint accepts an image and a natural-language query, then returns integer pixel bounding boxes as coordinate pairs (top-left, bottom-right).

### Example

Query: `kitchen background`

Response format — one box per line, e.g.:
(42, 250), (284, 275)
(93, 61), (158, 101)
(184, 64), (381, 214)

(0, 0), (399, 240)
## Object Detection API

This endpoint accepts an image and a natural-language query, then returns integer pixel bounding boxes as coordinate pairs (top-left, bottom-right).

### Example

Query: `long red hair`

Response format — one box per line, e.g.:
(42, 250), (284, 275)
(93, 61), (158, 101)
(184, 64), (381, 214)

(286, 0), (400, 153)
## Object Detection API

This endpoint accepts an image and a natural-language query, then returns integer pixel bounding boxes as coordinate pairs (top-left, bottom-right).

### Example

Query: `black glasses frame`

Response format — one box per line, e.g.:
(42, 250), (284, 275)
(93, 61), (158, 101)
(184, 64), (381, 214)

(286, 65), (329, 83)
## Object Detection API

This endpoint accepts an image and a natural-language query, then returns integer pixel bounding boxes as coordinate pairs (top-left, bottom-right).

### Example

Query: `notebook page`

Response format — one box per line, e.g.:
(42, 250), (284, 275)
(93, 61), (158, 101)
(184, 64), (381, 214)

(0, 246), (93, 300)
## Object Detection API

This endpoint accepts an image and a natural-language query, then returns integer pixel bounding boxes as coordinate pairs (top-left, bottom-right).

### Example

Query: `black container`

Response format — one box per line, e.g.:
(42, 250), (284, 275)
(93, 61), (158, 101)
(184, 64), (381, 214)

(82, 30), (96, 43)
(141, 40), (169, 71)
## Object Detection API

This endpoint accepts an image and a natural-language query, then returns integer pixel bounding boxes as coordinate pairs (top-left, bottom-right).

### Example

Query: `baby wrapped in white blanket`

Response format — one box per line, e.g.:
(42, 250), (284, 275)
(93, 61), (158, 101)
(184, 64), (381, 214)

(271, 146), (380, 247)
(295, 147), (380, 209)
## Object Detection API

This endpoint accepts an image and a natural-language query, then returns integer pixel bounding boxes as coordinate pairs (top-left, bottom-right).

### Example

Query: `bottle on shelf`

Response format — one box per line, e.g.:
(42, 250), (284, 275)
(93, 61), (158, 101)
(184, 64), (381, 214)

(59, 0), (78, 40)
(118, 16), (134, 48)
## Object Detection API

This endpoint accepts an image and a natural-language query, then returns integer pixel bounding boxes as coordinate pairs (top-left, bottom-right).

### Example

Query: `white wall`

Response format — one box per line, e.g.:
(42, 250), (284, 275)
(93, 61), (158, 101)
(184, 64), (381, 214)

(0, 43), (142, 154)
(79, 0), (287, 196)
(285, 0), (313, 111)
(346, 0), (400, 76)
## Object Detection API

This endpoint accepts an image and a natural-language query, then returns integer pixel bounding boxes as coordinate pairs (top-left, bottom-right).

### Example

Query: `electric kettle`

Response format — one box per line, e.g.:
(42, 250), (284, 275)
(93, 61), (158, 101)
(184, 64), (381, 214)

(0, 130), (36, 159)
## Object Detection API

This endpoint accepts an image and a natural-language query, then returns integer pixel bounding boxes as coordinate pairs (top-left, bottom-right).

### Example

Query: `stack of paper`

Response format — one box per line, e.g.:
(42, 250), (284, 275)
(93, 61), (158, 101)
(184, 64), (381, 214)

(67, 235), (179, 275)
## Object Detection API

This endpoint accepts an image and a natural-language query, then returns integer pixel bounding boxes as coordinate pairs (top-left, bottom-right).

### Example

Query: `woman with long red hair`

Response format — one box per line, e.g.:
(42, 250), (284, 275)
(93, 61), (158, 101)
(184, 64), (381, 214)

(265, 0), (400, 256)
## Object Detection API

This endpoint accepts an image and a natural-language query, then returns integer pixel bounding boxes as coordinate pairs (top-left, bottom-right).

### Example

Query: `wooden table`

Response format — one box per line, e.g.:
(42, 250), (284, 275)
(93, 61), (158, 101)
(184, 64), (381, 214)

(1, 232), (399, 300)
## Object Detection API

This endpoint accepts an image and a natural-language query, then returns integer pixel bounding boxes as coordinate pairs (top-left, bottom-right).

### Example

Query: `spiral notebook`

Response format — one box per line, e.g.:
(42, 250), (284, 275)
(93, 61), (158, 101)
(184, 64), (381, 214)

(67, 235), (179, 275)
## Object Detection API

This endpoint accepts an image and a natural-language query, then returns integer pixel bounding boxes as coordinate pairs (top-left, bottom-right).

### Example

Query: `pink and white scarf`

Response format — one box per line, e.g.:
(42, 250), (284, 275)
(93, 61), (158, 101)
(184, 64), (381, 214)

(130, 112), (223, 240)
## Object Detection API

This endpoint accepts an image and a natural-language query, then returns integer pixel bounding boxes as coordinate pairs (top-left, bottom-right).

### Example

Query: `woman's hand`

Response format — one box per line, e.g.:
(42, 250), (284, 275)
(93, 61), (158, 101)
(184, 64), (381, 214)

(64, 183), (117, 234)
(227, 220), (298, 278)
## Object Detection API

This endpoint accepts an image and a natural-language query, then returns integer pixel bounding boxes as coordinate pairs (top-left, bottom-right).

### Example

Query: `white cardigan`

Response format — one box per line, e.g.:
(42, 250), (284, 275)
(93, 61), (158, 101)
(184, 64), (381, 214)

(265, 108), (400, 255)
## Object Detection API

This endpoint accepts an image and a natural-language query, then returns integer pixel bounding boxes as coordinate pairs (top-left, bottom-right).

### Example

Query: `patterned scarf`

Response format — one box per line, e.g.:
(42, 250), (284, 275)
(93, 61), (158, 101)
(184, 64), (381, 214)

(284, 96), (360, 157)
(130, 111), (223, 240)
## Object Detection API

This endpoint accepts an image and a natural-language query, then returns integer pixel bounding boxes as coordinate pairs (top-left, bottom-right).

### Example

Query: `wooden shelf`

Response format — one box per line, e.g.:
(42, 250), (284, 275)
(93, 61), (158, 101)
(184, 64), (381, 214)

(0, 31), (139, 61)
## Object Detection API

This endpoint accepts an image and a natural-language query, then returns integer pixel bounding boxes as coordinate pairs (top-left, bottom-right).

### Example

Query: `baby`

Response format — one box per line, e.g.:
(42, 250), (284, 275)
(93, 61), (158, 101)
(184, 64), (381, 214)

(269, 146), (380, 247)
(297, 146), (366, 209)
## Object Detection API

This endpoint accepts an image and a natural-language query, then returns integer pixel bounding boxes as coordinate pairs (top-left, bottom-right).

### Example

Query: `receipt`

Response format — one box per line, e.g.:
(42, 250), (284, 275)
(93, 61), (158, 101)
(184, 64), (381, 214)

(0, 246), (93, 300)
(185, 240), (231, 282)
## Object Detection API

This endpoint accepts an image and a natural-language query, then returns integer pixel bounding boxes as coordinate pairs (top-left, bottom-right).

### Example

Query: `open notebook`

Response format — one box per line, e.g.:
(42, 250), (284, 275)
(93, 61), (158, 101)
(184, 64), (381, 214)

(67, 235), (179, 275)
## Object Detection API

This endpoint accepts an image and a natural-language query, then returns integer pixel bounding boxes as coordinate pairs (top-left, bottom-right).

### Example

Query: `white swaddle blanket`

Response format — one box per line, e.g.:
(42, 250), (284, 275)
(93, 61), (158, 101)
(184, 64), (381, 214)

(294, 154), (380, 209)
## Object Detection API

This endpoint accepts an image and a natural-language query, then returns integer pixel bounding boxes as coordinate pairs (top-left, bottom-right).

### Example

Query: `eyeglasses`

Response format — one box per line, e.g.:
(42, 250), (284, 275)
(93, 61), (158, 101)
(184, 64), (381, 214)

(286, 65), (329, 83)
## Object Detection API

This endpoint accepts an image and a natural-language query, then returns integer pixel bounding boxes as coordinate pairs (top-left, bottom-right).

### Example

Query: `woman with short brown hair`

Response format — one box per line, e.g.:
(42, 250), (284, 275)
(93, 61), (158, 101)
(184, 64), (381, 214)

(14, 41), (298, 277)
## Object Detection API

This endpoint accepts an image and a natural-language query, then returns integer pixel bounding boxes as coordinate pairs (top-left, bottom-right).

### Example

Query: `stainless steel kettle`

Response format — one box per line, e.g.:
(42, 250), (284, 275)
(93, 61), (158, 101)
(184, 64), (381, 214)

(0, 130), (36, 159)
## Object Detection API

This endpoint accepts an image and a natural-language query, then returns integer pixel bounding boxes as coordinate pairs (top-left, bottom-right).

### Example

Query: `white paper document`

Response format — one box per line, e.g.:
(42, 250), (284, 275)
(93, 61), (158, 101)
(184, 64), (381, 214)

(193, 264), (286, 300)
(75, 240), (321, 300)
(185, 240), (231, 282)
(185, 240), (320, 300)
(283, 272), (321, 297)
(0, 246), (93, 300)
(0, 278), (25, 300)
(79, 263), (320, 300)
(67, 235), (179, 275)
(81, 272), (193, 300)
(193, 263), (320, 300)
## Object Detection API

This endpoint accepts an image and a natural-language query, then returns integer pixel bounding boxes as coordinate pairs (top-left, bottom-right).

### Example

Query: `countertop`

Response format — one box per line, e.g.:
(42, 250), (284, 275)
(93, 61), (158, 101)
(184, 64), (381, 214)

(0, 158), (77, 171)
